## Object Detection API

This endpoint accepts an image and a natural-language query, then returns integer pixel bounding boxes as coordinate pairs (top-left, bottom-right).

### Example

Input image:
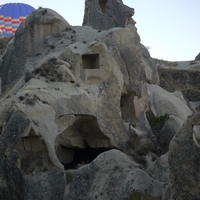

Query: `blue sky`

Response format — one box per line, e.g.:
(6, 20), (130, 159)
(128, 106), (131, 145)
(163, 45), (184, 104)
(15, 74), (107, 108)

(1, 0), (199, 61)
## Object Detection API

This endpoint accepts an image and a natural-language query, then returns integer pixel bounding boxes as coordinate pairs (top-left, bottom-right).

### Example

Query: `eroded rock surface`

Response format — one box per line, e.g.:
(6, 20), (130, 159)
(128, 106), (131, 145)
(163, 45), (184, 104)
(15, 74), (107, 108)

(83, 0), (135, 30)
(0, 1), (199, 199)
(141, 44), (160, 85)
(158, 60), (200, 102)
(65, 150), (168, 200)
(0, 8), (70, 93)
(169, 111), (200, 199)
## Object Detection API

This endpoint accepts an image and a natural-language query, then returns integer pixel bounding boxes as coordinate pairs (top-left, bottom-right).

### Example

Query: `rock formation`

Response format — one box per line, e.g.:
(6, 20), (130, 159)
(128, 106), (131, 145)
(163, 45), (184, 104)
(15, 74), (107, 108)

(83, 0), (135, 30)
(0, 1), (199, 199)
(195, 52), (200, 60)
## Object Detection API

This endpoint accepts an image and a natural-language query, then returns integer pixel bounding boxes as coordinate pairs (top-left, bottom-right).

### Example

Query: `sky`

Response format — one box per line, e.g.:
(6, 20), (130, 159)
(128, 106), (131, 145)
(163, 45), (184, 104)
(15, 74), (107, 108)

(1, 0), (200, 61)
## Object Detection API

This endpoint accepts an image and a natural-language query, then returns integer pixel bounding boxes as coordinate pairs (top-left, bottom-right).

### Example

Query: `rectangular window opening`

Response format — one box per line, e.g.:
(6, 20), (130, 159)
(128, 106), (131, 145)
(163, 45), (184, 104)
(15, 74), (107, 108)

(82, 54), (100, 69)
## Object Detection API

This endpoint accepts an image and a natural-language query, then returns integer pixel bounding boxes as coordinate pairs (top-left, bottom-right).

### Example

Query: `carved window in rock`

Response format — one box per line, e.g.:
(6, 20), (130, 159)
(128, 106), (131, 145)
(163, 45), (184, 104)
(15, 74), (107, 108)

(99, 0), (107, 13)
(82, 54), (100, 69)
(120, 93), (136, 126)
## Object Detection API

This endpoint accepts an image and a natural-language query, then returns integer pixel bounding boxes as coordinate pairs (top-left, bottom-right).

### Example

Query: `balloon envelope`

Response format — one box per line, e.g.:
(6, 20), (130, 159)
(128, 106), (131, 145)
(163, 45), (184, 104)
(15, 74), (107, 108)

(0, 3), (35, 37)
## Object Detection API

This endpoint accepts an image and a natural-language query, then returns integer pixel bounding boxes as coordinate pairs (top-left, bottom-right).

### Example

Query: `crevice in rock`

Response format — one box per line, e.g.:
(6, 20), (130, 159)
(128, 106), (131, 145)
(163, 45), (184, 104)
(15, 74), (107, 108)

(125, 16), (132, 26)
(146, 110), (169, 155)
(0, 126), (3, 135)
(99, 0), (107, 13)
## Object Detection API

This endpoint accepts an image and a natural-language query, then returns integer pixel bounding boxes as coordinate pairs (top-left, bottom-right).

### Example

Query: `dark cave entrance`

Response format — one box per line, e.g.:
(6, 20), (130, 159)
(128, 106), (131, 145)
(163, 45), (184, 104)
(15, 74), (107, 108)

(58, 146), (112, 170)
(55, 115), (114, 170)
(99, 0), (107, 13)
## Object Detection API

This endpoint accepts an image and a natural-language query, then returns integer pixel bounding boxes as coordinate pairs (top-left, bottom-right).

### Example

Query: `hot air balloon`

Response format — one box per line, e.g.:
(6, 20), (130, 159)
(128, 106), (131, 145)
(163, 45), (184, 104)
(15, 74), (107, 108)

(0, 3), (35, 37)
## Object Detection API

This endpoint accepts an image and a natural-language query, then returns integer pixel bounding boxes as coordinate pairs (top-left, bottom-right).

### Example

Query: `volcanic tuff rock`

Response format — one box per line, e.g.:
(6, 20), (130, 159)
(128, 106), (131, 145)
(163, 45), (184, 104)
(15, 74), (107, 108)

(195, 52), (200, 60)
(169, 111), (200, 199)
(0, 0), (199, 199)
(0, 8), (70, 93)
(158, 59), (200, 102)
(83, 0), (135, 30)
(65, 150), (168, 200)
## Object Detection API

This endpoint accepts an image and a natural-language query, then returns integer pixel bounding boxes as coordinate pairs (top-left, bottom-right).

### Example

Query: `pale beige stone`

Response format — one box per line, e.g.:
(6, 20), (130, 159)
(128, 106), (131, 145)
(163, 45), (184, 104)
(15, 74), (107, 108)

(147, 84), (192, 121)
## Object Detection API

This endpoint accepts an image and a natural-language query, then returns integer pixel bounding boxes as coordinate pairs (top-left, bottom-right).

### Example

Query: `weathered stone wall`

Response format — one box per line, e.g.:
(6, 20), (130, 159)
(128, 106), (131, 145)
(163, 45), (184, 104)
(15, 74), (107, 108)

(0, 1), (200, 199)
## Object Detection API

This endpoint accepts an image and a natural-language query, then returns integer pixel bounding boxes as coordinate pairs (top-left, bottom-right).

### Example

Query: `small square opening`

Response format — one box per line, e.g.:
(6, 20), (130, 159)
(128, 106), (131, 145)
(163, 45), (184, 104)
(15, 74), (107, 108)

(82, 54), (100, 69)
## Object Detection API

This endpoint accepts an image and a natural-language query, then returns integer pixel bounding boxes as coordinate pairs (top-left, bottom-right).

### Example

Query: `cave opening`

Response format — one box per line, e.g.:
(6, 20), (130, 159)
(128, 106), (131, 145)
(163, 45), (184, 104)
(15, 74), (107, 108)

(55, 115), (113, 170)
(99, 0), (107, 13)
(59, 146), (112, 170)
